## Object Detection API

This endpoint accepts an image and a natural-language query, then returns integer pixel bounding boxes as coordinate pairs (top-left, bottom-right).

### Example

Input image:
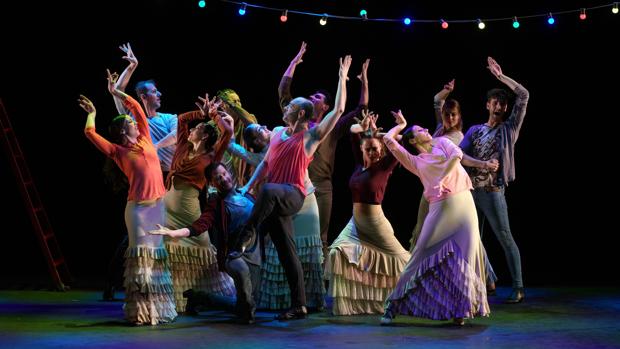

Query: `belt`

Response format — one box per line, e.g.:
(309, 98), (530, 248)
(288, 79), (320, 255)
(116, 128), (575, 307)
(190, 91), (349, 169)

(482, 186), (502, 192)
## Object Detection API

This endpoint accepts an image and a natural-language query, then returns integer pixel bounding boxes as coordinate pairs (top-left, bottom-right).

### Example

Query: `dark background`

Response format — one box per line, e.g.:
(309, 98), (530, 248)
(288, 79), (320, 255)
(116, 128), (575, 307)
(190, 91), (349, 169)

(1, 0), (617, 288)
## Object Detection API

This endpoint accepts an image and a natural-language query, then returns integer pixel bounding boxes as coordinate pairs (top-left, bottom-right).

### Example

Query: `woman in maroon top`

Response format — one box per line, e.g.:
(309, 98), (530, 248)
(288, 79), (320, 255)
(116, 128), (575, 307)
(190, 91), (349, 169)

(325, 111), (410, 315)
(162, 95), (236, 313)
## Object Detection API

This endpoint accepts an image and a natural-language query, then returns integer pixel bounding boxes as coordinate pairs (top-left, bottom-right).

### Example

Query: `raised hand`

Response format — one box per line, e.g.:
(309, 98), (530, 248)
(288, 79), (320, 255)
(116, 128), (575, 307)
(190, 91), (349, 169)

(196, 93), (221, 118)
(119, 43), (138, 67)
(339, 55), (352, 80)
(291, 41), (307, 65)
(487, 56), (503, 79)
(78, 95), (95, 114)
(106, 69), (120, 95)
(357, 58), (370, 83)
(390, 109), (407, 127)
(444, 79), (455, 91)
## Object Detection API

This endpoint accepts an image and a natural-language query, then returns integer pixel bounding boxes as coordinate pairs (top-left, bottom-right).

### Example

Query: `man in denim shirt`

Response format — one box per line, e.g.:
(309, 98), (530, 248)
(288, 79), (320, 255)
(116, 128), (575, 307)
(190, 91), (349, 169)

(460, 57), (530, 304)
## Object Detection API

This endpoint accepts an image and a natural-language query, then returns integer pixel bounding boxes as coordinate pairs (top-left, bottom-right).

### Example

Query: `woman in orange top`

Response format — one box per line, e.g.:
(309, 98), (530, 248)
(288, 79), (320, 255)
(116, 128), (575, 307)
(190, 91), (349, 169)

(79, 70), (176, 325)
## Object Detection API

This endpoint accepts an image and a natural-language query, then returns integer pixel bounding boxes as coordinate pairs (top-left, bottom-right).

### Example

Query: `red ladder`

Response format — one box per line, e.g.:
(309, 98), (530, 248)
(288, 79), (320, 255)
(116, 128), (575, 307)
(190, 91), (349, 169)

(0, 98), (71, 291)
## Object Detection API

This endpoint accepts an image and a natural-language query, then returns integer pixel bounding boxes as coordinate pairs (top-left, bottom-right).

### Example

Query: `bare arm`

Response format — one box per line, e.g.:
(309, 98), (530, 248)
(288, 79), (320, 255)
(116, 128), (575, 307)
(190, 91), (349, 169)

(306, 55), (352, 152)
(278, 42), (306, 112)
(238, 148), (270, 195)
(113, 43), (138, 114)
(284, 41), (306, 78)
(228, 140), (263, 167)
(434, 79), (454, 125)
(357, 58), (370, 106)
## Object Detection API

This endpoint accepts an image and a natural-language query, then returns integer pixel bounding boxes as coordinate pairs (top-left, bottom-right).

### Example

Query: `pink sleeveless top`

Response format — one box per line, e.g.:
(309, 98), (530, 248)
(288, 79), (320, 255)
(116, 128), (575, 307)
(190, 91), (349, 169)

(266, 128), (313, 196)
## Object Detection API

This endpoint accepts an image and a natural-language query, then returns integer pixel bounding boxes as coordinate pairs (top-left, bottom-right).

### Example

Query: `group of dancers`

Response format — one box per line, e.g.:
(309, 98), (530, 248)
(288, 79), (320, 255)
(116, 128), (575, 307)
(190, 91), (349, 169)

(78, 41), (529, 326)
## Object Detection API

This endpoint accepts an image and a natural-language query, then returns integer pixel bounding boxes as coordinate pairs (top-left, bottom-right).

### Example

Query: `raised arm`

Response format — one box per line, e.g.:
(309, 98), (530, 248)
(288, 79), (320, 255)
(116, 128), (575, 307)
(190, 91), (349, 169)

(383, 110), (420, 176)
(79, 95), (117, 157)
(279, 42), (307, 112)
(487, 57), (521, 91)
(212, 113), (234, 163)
(306, 55), (351, 153)
(107, 69), (151, 143)
(433, 79), (454, 126)
(487, 56), (530, 133)
(112, 43), (138, 115)
(333, 58), (370, 138)
(221, 101), (258, 127)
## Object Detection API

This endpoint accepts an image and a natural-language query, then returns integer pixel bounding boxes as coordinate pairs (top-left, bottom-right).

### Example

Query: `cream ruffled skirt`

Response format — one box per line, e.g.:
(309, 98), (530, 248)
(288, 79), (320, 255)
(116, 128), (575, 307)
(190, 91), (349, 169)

(164, 183), (235, 312)
(325, 204), (411, 315)
(256, 192), (326, 310)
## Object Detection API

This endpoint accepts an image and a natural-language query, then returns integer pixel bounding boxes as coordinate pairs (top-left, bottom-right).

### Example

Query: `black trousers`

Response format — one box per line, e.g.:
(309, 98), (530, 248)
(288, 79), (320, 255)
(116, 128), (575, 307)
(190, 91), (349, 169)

(243, 183), (305, 307)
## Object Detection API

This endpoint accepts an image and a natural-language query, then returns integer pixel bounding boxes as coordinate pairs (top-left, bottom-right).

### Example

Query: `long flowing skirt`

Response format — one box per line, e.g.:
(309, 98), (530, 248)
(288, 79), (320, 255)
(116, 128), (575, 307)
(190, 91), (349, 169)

(123, 199), (177, 325)
(164, 183), (235, 312)
(325, 204), (411, 315)
(385, 190), (490, 321)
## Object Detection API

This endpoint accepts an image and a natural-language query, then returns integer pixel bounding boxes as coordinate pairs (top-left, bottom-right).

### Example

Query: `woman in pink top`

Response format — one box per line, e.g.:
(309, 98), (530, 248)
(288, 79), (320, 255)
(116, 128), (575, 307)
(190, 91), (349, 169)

(409, 80), (464, 252)
(78, 70), (176, 325)
(380, 110), (490, 326)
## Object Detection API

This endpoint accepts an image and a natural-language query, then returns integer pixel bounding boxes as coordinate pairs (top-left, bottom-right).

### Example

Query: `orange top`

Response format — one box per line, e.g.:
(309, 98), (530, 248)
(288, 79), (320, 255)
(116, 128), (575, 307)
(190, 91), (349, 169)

(85, 96), (165, 202)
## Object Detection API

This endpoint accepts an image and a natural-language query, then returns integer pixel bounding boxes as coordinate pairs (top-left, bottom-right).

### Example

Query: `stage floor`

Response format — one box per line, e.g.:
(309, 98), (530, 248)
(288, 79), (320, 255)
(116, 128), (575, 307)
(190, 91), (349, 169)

(1, 287), (619, 348)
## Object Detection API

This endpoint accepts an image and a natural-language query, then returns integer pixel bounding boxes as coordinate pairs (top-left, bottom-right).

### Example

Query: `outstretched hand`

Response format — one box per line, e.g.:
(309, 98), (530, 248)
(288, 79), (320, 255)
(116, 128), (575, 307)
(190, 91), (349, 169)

(487, 57), (503, 79)
(148, 224), (171, 236)
(78, 95), (95, 114)
(119, 43), (138, 66)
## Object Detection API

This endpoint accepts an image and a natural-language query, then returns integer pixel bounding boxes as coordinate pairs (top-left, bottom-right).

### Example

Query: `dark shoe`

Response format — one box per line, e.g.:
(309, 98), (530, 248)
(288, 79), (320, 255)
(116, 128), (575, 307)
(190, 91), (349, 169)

(102, 286), (115, 301)
(276, 305), (307, 320)
(452, 317), (465, 326)
(183, 289), (199, 315)
(236, 313), (256, 325)
(505, 288), (525, 304)
(184, 289), (213, 315)
(487, 282), (496, 296)
(233, 226), (255, 254)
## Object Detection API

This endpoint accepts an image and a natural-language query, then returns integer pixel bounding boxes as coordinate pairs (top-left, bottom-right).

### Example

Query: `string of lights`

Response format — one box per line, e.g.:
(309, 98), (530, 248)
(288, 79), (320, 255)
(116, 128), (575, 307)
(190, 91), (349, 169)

(196, 0), (619, 29)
